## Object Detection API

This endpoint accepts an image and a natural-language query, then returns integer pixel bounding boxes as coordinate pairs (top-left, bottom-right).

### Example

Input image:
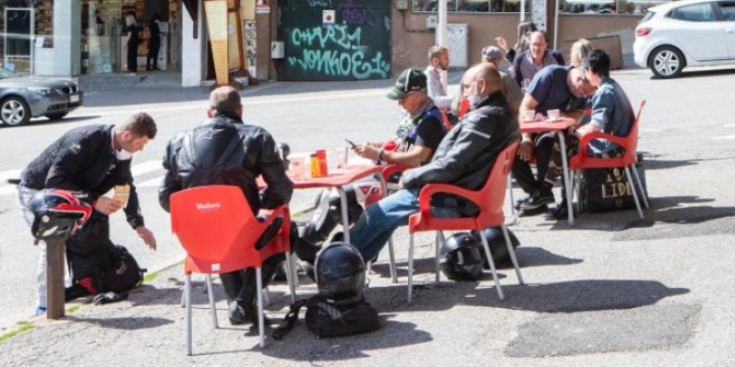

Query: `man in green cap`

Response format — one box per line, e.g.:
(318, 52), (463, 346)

(295, 68), (448, 264)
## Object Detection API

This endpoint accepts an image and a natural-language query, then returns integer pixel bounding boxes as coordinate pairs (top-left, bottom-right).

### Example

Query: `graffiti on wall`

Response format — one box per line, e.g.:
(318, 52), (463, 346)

(286, 24), (389, 79)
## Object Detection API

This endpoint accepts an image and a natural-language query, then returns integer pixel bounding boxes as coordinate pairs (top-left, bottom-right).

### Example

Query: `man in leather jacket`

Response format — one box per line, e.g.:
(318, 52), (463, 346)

(349, 63), (521, 262)
(18, 113), (158, 314)
(159, 86), (293, 326)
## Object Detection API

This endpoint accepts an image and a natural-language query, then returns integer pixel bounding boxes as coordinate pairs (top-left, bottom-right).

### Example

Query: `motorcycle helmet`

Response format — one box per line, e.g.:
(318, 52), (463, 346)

(30, 189), (92, 240)
(470, 227), (521, 268)
(440, 232), (485, 281)
(314, 242), (366, 305)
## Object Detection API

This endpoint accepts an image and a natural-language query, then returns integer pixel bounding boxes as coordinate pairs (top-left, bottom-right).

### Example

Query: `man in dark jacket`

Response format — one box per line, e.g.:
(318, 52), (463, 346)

(348, 63), (520, 262)
(18, 113), (158, 314)
(159, 86), (293, 326)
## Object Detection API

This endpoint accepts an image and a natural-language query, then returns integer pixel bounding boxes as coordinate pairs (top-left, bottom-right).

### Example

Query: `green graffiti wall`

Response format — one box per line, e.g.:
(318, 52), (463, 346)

(277, 0), (392, 81)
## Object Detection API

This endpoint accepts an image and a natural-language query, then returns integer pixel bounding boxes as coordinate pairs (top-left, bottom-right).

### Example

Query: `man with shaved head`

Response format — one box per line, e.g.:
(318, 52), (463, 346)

(346, 63), (520, 262)
(159, 86), (293, 327)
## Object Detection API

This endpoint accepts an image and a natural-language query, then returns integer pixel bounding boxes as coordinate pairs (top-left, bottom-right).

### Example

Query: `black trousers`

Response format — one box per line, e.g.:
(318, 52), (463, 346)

(512, 133), (557, 194)
(127, 42), (138, 72)
(146, 41), (160, 70)
(219, 254), (285, 306)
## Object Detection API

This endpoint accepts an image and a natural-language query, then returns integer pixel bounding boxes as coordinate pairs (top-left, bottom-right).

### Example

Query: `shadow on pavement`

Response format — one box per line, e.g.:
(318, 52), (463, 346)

(369, 247), (583, 280)
(67, 315), (174, 330)
(396, 279), (689, 313)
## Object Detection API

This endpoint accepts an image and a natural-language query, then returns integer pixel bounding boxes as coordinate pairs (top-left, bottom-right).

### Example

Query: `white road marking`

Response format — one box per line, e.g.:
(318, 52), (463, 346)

(136, 176), (163, 188)
(722, 124), (735, 128)
(0, 169), (22, 182)
(713, 135), (735, 140)
(131, 160), (162, 176)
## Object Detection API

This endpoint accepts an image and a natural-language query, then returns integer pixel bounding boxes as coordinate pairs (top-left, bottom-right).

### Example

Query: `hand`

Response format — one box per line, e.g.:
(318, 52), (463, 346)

(352, 143), (379, 161)
(517, 140), (534, 161)
(494, 36), (509, 51)
(136, 226), (157, 250)
(94, 196), (123, 215)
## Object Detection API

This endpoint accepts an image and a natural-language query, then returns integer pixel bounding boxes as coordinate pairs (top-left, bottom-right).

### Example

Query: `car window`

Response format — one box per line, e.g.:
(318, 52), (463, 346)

(668, 2), (715, 21)
(718, 2), (735, 20)
(641, 11), (656, 23)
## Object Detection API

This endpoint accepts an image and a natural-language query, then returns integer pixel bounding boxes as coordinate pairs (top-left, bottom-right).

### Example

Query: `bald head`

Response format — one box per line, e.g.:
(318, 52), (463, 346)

(209, 86), (242, 117)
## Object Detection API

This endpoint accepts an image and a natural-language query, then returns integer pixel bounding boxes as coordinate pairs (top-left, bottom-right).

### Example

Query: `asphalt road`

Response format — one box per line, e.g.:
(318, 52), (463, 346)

(1, 65), (734, 350)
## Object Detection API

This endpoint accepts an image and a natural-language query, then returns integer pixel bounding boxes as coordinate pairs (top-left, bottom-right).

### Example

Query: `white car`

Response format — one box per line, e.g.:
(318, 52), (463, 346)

(633, 0), (735, 78)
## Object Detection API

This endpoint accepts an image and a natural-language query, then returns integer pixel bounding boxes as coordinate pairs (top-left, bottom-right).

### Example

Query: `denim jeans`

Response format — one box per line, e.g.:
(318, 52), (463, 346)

(349, 188), (459, 261)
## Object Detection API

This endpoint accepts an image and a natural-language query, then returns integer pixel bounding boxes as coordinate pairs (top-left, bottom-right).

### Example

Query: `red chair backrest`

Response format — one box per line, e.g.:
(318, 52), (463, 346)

(626, 100), (646, 154)
(170, 185), (265, 274)
(475, 142), (519, 225)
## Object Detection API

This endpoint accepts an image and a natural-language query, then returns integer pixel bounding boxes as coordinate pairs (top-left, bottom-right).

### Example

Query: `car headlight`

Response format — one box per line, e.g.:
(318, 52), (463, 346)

(27, 87), (53, 95)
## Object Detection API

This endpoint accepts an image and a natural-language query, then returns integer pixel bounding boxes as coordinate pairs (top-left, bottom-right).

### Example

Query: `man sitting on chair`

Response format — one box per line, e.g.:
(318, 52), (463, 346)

(159, 86), (293, 326)
(345, 63), (520, 262)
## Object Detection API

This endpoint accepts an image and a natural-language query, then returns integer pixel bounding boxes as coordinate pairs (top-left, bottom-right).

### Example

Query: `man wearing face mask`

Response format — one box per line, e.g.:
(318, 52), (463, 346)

(512, 64), (595, 217)
(347, 63), (520, 262)
(17, 113), (158, 314)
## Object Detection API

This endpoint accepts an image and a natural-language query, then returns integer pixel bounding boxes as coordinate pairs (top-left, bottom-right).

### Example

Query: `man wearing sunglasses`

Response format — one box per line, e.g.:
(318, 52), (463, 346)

(512, 62), (596, 217)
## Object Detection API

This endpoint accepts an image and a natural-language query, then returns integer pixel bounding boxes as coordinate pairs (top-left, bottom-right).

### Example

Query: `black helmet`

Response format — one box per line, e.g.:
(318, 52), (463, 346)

(440, 232), (485, 281)
(471, 227), (520, 268)
(315, 242), (366, 305)
(30, 189), (92, 240)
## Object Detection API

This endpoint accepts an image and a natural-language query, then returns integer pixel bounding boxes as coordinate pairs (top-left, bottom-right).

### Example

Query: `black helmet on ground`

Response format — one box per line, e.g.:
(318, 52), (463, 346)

(30, 189), (92, 240)
(440, 232), (485, 281)
(315, 242), (366, 305)
(470, 226), (521, 268)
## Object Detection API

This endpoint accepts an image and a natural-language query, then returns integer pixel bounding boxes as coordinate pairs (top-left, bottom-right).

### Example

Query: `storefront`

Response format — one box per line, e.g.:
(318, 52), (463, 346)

(0, 0), (182, 76)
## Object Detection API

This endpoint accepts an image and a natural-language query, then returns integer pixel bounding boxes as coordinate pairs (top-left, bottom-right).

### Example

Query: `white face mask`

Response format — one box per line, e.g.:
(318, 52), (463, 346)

(115, 149), (134, 161)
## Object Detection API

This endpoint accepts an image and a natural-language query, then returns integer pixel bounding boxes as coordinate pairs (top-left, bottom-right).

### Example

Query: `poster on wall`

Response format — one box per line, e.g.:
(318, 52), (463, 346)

(244, 20), (257, 76)
(531, 0), (546, 31)
(204, 0), (229, 85)
(242, 0), (255, 20)
(255, 0), (270, 14)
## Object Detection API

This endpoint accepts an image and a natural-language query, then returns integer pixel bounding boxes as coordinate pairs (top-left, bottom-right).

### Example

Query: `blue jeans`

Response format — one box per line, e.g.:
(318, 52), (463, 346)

(349, 188), (459, 261)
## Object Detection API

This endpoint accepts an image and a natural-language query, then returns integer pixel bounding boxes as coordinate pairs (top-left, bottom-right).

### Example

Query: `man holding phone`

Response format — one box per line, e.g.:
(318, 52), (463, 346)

(295, 68), (447, 264)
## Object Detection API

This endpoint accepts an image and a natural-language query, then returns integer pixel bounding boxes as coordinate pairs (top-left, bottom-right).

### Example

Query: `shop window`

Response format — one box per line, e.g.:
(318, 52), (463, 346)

(413, 0), (530, 13)
(559, 0), (672, 15)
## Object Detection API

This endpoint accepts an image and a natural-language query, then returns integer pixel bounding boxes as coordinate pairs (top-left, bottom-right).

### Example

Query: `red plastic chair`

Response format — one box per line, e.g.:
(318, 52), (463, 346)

(406, 143), (524, 303)
(568, 101), (649, 220)
(170, 185), (295, 354)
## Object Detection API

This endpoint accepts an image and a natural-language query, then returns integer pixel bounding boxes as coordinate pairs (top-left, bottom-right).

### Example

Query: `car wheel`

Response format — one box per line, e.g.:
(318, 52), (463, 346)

(45, 112), (68, 120)
(649, 46), (684, 79)
(0, 97), (31, 126)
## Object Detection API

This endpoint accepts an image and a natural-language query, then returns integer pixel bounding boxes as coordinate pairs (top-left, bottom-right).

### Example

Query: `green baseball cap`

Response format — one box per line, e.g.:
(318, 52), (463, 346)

(387, 68), (427, 100)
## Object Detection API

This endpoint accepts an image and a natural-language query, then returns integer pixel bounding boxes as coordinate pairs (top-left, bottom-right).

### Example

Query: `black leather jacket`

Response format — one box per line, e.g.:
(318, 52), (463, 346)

(158, 114), (293, 214)
(402, 91), (520, 213)
(20, 124), (144, 229)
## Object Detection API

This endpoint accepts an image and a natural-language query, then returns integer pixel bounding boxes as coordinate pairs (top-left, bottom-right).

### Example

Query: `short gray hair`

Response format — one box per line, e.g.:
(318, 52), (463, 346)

(209, 86), (241, 115)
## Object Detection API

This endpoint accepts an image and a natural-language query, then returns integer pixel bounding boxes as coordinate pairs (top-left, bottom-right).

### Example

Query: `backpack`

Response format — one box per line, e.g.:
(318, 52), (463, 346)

(579, 153), (648, 213)
(95, 244), (146, 293)
(273, 295), (380, 340)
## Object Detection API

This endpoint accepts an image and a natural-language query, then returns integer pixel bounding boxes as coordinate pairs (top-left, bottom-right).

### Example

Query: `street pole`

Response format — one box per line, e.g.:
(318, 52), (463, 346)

(438, 0), (448, 90)
(46, 238), (66, 319)
(554, 0), (560, 50)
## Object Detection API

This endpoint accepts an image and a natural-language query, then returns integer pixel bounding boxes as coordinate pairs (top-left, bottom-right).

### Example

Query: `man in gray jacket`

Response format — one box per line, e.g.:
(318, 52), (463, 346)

(348, 63), (520, 262)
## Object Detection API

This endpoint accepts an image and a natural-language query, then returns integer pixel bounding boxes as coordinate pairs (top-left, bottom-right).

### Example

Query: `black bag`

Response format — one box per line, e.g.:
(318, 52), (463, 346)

(95, 244), (146, 293)
(273, 295), (380, 340)
(579, 153), (648, 213)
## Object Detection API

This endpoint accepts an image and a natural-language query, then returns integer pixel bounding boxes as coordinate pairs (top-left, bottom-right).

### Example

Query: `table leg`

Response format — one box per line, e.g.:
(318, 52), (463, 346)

(557, 132), (575, 225)
(336, 187), (351, 244)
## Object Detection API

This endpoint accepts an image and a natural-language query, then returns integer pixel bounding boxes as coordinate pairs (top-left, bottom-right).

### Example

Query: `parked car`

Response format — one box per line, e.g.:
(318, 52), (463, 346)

(0, 68), (83, 126)
(634, 0), (735, 78)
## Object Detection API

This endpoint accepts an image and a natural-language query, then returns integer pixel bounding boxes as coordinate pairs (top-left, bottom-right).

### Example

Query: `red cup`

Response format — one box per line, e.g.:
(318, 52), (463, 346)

(316, 149), (328, 176)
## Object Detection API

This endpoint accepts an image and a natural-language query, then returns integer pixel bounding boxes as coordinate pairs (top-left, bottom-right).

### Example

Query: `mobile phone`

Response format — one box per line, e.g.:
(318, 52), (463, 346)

(345, 138), (357, 147)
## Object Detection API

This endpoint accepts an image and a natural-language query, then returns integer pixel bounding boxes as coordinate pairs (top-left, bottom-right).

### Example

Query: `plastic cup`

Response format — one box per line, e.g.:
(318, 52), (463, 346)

(523, 110), (535, 121)
(547, 109), (560, 121)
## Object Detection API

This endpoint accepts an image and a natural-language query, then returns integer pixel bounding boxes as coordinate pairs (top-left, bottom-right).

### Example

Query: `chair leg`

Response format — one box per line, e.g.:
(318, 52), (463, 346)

(624, 166), (645, 219)
(630, 163), (649, 209)
(479, 233), (505, 301)
(256, 268), (265, 349)
(574, 170), (582, 215)
(387, 236), (398, 284)
(205, 275), (218, 329)
(185, 274), (192, 356)
(501, 226), (524, 285)
(507, 175), (516, 217)
(180, 286), (186, 308)
(435, 231), (444, 284)
(262, 287), (271, 306)
(408, 233), (415, 304)
(284, 253), (296, 304)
